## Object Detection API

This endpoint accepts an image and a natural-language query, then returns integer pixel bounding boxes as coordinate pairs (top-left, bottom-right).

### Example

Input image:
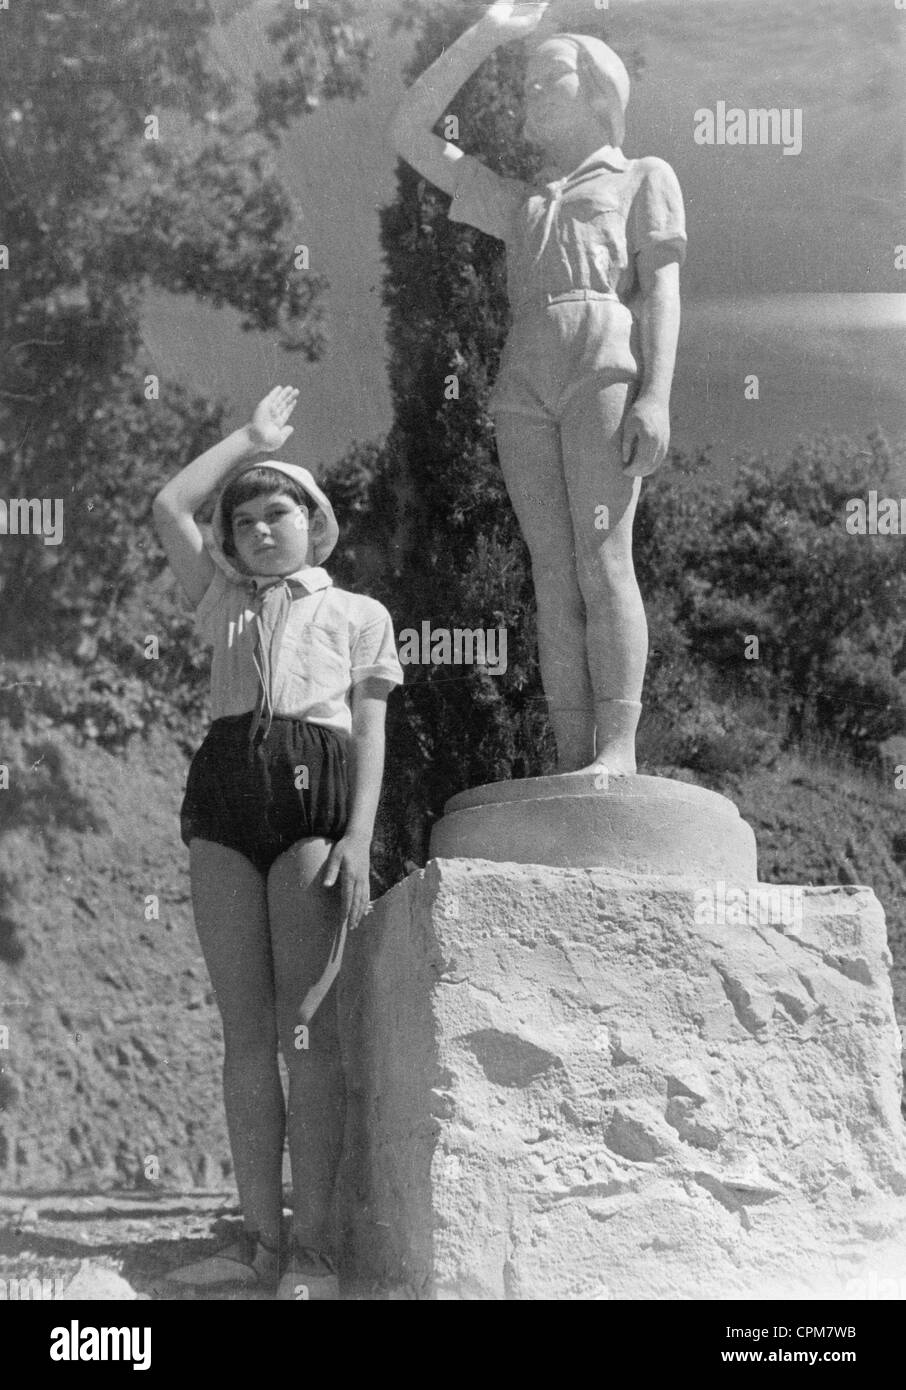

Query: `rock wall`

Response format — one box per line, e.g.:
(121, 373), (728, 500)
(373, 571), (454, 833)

(336, 859), (906, 1299)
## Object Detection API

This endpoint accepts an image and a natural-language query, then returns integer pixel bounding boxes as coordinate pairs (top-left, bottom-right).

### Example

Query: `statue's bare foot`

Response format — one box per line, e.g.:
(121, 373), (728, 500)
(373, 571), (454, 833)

(554, 702), (641, 777)
(557, 753), (637, 779)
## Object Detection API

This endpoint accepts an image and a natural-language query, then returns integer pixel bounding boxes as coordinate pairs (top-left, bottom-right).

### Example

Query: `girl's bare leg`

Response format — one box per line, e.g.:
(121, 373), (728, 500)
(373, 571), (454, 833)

(494, 410), (596, 772)
(189, 839), (284, 1250)
(267, 837), (346, 1254)
(559, 378), (646, 774)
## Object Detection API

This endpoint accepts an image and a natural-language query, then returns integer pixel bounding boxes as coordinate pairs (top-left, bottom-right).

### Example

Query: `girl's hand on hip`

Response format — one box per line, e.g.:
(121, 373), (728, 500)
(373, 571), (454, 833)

(622, 396), (670, 477)
(248, 385), (299, 452)
(323, 835), (371, 931)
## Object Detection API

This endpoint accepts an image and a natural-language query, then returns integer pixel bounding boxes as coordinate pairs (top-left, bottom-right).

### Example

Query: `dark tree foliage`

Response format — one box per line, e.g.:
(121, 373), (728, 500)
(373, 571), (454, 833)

(635, 431), (906, 759)
(0, 0), (371, 659)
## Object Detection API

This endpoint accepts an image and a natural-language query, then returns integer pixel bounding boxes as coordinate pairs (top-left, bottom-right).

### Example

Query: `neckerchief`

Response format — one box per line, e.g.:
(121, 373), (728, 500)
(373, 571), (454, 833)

(245, 568), (331, 747)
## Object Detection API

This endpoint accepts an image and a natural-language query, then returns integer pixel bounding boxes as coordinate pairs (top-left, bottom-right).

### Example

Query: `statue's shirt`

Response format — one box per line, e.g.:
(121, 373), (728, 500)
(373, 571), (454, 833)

(448, 146), (686, 415)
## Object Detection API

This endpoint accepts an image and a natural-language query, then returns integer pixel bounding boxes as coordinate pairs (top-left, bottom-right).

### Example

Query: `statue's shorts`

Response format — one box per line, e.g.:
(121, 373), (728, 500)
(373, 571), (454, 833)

(489, 290), (639, 422)
(180, 711), (349, 876)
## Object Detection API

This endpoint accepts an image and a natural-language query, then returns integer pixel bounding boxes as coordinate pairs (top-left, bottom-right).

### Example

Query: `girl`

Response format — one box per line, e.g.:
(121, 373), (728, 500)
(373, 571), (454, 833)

(389, 0), (686, 776)
(152, 386), (403, 1300)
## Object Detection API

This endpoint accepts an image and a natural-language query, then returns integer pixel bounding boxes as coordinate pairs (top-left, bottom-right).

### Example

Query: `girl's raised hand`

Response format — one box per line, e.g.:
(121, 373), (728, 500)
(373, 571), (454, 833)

(249, 385), (299, 452)
(482, 1), (551, 40)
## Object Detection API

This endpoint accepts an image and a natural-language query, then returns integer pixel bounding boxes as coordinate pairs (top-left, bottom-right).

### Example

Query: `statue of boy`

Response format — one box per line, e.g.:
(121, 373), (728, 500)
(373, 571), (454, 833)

(390, 0), (686, 776)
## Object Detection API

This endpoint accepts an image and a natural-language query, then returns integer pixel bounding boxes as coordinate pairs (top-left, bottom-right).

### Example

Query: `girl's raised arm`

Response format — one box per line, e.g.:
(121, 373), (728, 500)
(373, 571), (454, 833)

(152, 386), (298, 607)
(387, 1), (550, 196)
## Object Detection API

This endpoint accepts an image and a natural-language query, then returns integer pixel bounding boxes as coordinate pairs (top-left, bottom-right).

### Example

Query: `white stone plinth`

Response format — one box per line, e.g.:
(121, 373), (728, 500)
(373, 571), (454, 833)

(337, 860), (906, 1300)
(429, 773), (759, 881)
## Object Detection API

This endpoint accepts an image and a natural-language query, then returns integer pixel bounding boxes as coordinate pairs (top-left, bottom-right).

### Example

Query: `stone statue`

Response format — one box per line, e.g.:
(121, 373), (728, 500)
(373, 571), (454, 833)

(390, 0), (685, 777)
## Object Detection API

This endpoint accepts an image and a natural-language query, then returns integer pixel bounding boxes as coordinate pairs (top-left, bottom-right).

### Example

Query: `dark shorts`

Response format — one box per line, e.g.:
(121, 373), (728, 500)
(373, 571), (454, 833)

(180, 712), (349, 876)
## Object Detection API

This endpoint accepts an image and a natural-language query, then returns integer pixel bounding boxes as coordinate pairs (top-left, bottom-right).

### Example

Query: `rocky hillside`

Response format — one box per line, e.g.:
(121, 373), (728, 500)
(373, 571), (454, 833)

(0, 713), (230, 1191)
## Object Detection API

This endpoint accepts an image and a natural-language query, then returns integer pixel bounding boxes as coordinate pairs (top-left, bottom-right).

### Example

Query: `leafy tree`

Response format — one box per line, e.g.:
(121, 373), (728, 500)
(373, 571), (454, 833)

(0, 0), (371, 661)
(635, 431), (906, 757)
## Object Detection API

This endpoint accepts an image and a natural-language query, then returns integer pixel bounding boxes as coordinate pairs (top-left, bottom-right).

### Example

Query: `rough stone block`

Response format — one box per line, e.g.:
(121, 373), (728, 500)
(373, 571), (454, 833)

(337, 860), (906, 1299)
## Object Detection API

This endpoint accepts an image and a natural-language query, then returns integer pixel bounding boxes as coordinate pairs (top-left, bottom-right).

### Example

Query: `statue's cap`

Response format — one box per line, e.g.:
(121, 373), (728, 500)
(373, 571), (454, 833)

(553, 33), (631, 146)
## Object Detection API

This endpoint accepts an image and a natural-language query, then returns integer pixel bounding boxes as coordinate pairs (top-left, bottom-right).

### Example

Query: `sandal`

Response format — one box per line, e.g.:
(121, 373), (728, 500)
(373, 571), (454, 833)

(161, 1229), (280, 1294)
(276, 1239), (340, 1301)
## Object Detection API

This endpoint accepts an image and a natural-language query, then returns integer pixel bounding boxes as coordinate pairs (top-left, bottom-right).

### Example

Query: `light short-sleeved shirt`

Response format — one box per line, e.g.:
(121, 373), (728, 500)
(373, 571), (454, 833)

(193, 565), (404, 739)
(448, 145), (686, 375)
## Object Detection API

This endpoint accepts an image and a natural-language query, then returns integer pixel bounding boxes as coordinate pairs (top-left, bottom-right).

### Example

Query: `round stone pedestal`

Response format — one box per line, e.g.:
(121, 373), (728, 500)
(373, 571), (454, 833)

(428, 772), (758, 881)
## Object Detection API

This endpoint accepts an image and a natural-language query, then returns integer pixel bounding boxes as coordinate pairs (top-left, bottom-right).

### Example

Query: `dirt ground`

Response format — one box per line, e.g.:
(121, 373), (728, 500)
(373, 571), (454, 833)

(0, 1192), (405, 1300)
(0, 1192), (245, 1301)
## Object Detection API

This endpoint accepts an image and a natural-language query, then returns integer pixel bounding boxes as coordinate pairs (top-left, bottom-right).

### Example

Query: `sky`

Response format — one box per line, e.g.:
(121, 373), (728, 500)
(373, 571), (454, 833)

(141, 0), (906, 474)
